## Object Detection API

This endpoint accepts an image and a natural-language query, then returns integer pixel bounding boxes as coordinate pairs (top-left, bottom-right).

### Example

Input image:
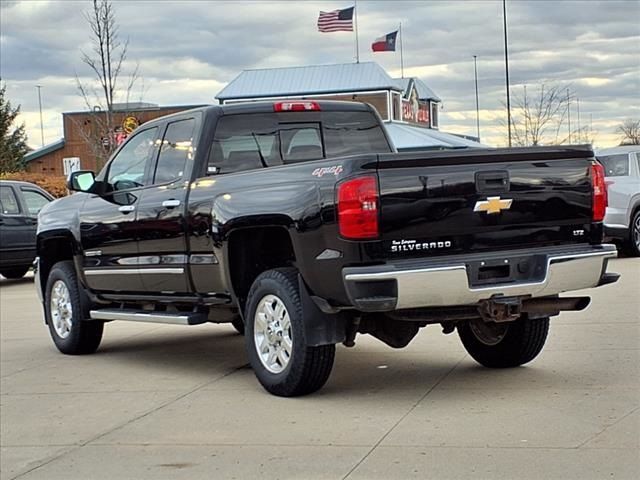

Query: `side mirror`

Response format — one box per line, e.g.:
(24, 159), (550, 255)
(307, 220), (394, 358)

(67, 171), (96, 192)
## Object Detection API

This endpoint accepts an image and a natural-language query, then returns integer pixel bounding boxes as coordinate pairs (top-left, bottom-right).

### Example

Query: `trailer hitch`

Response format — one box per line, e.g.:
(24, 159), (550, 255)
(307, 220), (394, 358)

(478, 297), (522, 323)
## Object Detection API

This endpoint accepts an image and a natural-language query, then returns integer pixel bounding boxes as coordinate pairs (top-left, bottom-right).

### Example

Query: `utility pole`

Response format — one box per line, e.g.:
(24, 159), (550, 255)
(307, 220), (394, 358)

(577, 97), (581, 143)
(399, 22), (405, 79)
(567, 88), (572, 144)
(36, 85), (44, 147)
(473, 55), (480, 142)
(502, 0), (512, 147)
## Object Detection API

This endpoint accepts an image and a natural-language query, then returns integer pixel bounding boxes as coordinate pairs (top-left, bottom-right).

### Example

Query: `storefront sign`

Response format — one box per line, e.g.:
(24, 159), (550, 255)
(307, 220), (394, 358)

(63, 157), (81, 176)
(402, 87), (430, 126)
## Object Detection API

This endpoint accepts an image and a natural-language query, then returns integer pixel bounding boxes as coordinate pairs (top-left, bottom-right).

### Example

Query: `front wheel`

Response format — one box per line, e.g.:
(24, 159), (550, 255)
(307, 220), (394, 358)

(45, 261), (103, 355)
(458, 316), (549, 368)
(244, 268), (335, 397)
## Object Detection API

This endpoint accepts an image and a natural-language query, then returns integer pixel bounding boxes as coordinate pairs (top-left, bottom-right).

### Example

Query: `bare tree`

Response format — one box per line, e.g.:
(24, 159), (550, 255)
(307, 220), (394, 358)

(617, 119), (640, 145)
(502, 83), (572, 147)
(75, 0), (141, 169)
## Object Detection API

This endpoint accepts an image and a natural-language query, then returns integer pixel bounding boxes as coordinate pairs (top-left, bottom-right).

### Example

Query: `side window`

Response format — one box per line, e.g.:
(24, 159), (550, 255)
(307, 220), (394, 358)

(0, 186), (21, 215)
(597, 154), (629, 177)
(208, 115), (275, 174)
(154, 119), (196, 184)
(106, 127), (158, 191)
(21, 189), (51, 216)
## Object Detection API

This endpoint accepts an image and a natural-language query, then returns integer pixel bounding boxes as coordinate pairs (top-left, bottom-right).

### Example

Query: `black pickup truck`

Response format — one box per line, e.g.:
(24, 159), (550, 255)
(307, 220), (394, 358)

(35, 100), (618, 396)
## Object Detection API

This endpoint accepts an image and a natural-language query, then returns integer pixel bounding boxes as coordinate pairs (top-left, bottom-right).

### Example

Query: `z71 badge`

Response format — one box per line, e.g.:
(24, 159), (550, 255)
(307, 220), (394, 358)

(391, 239), (452, 253)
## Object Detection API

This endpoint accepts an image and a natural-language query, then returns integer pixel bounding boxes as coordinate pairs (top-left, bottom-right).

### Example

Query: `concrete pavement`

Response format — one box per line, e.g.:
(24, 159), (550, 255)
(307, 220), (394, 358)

(1, 258), (638, 479)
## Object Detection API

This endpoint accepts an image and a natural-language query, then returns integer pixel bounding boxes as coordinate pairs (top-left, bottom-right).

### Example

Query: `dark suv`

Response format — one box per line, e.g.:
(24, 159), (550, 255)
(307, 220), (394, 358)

(0, 180), (53, 279)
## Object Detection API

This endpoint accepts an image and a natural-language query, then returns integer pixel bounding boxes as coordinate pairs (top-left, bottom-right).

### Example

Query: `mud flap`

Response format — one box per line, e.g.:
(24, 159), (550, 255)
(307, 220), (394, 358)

(298, 274), (348, 346)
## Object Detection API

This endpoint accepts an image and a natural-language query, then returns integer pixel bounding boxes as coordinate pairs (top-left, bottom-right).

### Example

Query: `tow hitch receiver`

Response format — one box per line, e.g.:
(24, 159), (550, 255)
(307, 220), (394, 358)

(479, 297), (522, 323)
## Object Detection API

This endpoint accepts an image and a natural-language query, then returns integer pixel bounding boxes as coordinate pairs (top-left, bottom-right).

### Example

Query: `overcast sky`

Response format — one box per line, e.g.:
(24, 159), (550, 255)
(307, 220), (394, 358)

(1, 0), (639, 149)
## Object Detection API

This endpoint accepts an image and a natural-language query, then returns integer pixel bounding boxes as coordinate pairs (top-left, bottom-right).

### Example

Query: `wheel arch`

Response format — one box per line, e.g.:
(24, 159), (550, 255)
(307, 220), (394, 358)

(37, 230), (81, 304)
(225, 224), (298, 314)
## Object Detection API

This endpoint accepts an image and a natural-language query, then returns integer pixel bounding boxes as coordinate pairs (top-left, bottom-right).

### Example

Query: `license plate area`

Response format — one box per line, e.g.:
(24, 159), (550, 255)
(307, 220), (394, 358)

(467, 254), (548, 287)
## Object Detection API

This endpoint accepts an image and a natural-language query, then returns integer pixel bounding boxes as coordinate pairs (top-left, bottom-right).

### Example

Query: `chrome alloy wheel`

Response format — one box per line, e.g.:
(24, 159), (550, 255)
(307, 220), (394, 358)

(634, 214), (640, 249)
(253, 294), (293, 374)
(469, 319), (509, 346)
(50, 280), (73, 339)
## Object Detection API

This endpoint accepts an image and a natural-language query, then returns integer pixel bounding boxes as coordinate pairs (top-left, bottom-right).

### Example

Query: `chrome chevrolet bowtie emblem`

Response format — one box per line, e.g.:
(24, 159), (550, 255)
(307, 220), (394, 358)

(474, 196), (513, 214)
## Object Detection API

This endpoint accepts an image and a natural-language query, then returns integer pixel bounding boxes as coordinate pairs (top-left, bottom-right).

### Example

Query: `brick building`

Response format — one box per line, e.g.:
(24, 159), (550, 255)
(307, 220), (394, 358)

(24, 103), (203, 175)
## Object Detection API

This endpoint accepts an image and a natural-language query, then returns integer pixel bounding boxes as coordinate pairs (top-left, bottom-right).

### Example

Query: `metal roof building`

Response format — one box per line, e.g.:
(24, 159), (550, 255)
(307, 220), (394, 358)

(393, 77), (441, 102)
(216, 62), (483, 150)
(216, 62), (401, 101)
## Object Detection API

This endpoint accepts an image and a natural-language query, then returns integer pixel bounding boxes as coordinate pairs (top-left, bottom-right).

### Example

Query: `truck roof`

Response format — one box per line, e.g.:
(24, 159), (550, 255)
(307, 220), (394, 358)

(140, 100), (375, 127)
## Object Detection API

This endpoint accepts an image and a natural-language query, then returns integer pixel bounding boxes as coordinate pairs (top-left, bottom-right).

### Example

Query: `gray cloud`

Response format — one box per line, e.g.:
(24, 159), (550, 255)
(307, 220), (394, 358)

(1, 0), (638, 148)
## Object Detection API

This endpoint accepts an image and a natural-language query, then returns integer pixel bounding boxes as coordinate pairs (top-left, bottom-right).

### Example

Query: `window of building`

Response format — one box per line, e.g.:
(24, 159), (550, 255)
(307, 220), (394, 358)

(431, 102), (439, 129)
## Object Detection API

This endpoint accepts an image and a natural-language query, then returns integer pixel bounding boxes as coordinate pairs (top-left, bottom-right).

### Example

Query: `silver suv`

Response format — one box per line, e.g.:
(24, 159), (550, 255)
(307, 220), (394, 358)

(597, 146), (640, 256)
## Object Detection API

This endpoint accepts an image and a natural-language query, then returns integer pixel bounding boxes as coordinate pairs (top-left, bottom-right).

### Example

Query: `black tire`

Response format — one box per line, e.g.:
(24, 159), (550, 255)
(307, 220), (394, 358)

(1, 266), (30, 279)
(623, 210), (640, 257)
(244, 268), (335, 397)
(231, 315), (245, 335)
(45, 261), (103, 355)
(458, 316), (549, 368)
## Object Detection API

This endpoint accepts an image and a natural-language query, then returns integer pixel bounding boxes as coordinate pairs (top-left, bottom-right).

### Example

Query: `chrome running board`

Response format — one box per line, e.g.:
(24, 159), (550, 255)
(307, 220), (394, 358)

(89, 309), (207, 325)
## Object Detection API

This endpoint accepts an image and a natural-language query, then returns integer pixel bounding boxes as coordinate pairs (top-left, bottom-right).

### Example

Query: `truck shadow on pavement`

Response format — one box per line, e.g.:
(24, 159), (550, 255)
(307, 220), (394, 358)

(0, 276), (34, 287)
(89, 327), (563, 397)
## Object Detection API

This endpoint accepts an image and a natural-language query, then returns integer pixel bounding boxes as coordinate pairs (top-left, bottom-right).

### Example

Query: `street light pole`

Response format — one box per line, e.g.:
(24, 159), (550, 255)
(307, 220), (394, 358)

(36, 85), (44, 147)
(473, 55), (480, 142)
(502, 0), (512, 147)
(567, 88), (572, 144)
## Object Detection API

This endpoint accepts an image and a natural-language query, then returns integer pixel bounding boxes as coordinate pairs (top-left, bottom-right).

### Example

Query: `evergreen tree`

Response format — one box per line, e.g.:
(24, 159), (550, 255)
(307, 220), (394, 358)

(0, 82), (30, 173)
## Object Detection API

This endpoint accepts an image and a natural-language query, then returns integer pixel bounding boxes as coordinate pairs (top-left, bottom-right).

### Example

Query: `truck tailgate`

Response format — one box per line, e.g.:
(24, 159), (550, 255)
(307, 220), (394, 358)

(376, 146), (596, 258)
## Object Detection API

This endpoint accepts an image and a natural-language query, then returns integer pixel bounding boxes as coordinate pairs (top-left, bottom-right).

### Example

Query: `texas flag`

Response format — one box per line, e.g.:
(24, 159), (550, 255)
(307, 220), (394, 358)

(371, 30), (398, 52)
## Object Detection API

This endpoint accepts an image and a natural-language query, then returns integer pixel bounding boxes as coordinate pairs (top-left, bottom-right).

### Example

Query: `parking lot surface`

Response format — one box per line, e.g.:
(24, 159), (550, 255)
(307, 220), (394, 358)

(1, 257), (638, 480)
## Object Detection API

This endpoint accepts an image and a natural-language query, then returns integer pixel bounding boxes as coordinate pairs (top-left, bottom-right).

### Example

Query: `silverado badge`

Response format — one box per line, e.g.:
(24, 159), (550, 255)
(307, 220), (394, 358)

(474, 196), (513, 214)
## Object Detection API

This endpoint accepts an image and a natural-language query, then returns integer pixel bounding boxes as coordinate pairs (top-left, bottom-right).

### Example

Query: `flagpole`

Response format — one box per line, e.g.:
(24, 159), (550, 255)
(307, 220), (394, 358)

(399, 23), (404, 78)
(502, 0), (512, 147)
(354, 0), (360, 63)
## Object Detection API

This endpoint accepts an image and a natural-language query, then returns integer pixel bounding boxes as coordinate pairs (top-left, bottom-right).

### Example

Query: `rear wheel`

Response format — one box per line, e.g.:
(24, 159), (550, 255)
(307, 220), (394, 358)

(1, 266), (30, 279)
(244, 268), (335, 397)
(458, 316), (549, 368)
(45, 261), (103, 355)
(624, 210), (640, 257)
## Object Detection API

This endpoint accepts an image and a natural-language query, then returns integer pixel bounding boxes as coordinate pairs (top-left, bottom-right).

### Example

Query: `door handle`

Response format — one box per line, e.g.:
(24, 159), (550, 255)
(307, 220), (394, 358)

(162, 199), (181, 208)
(118, 205), (136, 213)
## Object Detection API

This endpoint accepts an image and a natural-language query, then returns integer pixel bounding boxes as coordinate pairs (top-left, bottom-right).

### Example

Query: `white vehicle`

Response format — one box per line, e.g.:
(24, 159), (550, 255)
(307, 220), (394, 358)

(597, 146), (640, 256)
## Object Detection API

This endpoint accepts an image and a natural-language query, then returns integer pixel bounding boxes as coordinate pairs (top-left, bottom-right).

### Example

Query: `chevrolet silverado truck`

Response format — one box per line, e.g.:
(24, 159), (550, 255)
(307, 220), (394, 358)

(35, 100), (619, 397)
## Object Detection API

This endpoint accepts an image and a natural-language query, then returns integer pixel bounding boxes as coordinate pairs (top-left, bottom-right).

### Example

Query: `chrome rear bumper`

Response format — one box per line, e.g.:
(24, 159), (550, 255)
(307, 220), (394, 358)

(343, 244), (618, 311)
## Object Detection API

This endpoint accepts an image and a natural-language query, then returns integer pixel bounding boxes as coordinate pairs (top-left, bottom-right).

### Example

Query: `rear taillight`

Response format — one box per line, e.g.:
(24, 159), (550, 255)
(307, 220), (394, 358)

(337, 175), (379, 239)
(591, 161), (607, 222)
(274, 101), (321, 112)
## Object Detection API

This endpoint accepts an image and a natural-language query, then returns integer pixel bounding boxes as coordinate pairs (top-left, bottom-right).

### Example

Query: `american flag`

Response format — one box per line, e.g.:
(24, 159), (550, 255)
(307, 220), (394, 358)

(317, 6), (354, 32)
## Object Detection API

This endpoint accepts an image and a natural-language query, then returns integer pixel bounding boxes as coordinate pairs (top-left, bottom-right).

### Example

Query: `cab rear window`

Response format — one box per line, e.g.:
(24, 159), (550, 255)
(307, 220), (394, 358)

(207, 111), (391, 174)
